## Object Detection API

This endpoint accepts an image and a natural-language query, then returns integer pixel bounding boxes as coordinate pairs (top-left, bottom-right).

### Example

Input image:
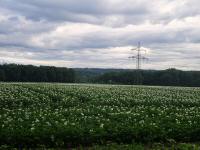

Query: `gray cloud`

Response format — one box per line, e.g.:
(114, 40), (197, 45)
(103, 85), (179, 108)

(0, 0), (200, 70)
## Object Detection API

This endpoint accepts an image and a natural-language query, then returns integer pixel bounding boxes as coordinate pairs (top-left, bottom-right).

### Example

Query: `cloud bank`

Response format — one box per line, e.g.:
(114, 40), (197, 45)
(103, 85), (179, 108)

(0, 0), (200, 70)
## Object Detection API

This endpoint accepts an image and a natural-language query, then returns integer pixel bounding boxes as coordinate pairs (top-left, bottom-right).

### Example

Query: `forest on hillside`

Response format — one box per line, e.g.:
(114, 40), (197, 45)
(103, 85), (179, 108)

(0, 64), (75, 83)
(94, 69), (200, 87)
(0, 64), (200, 87)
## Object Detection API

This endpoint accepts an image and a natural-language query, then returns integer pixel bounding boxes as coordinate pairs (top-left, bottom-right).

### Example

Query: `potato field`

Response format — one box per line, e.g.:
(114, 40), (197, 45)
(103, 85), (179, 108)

(0, 83), (200, 148)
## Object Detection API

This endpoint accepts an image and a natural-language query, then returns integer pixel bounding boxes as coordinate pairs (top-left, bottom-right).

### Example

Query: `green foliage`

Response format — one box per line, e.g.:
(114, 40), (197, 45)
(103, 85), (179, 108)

(0, 69), (5, 81)
(0, 83), (200, 148)
(89, 143), (144, 150)
(0, 64), (75, 83)
(94, 69), (200, 87)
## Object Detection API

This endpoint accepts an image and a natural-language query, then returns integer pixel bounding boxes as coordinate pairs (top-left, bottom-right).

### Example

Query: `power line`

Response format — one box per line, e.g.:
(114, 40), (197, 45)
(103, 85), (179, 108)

(129, 42), (148, 70)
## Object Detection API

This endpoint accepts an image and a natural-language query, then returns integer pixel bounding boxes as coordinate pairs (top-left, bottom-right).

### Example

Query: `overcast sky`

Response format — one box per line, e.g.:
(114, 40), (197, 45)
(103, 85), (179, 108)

(0, 0), (200, 70)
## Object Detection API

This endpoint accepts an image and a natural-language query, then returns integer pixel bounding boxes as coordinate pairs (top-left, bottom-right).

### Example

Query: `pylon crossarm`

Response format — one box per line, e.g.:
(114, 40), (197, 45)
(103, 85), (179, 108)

(141, 56), (148, 60)
(128, 56), (136, 59)
(128, 42), (149, 70)
(131, 48), (138, 51)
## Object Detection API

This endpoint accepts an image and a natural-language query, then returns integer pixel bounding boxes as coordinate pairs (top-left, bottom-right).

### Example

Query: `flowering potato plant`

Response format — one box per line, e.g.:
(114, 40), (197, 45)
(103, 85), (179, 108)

(0, 83), (200, 147)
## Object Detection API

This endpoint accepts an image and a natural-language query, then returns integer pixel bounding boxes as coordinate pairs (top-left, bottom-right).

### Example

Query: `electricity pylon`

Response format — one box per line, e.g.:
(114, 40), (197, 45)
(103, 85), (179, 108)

(128, 42), (148, 85)
(129, 42), (148, 70)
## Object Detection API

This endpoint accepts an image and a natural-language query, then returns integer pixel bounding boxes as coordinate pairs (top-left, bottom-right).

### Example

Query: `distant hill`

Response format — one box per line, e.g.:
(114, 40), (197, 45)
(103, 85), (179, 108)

(0, 64), (75, 83)
(74, 68), (132, 82)
(0, 64), (200, 87)
(74, 68), (200, 87)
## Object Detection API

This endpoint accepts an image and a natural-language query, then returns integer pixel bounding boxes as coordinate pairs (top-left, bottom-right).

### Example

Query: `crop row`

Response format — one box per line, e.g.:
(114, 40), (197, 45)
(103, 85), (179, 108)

(0, 83), (200, 147)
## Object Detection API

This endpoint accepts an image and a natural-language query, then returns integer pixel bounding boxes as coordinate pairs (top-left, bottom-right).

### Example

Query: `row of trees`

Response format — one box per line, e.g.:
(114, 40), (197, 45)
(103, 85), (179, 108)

(0, 64), (199, 87)
(95, 69), (200, 87)
(0, 64), (75, 83)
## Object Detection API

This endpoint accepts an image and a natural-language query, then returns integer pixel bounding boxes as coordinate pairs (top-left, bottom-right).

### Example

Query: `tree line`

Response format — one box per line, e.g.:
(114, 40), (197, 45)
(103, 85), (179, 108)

(94, 69), (200, 87)
(0, 64), (75, 83)
(0, 64), (199, 87)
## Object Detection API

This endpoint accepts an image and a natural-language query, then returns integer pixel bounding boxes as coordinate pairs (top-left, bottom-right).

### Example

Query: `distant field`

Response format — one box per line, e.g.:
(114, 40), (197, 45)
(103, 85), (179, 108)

(1, 83), (200, 148)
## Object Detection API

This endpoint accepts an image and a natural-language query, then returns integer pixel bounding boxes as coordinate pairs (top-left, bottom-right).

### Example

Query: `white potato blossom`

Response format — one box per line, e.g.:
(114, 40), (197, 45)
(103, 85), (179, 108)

(0, 83), (200, 146)
(100, 123), (104, 128)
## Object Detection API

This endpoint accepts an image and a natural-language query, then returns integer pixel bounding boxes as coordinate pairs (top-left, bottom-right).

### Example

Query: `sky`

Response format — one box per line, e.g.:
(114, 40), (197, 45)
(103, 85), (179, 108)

(0, 0), (200, 70)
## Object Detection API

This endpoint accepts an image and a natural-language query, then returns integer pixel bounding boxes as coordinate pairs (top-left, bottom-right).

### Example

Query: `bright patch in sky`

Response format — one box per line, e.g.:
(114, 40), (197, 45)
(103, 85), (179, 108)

(0, 0), (200, 70)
